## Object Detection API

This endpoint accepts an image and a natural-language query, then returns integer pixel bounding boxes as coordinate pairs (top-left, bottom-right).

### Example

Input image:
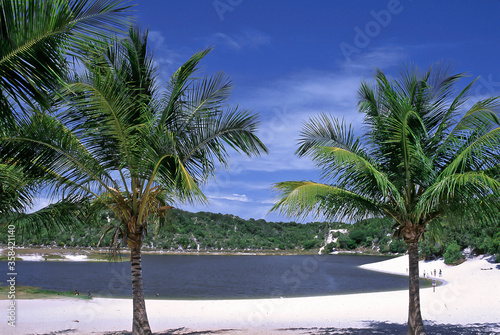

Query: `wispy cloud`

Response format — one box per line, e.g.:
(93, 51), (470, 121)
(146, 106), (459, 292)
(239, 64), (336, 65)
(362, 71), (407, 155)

(228, 72), (364, 173)
(337, 46), (408, 73)
(208, 193), (249, 202)
(210, 30), (271, 50)
(147, 30), (190, 82)
(225, 46), (408, 174)
(26, 197), (54, 214)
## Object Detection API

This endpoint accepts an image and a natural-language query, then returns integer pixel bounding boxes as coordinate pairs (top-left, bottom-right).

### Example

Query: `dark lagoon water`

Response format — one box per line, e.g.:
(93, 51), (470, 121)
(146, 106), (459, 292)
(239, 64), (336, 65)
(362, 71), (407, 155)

(2, 254), (426, 299)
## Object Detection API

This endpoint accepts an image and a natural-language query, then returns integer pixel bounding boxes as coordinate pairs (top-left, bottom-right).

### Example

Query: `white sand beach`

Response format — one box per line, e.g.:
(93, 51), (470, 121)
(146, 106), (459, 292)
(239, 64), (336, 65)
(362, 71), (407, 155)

(2, 255), (499, 334)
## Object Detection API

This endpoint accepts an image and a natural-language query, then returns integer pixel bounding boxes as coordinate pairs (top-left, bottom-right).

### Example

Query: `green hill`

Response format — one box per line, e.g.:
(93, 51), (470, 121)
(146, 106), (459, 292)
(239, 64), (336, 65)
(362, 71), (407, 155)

(2, 208), (499, 262)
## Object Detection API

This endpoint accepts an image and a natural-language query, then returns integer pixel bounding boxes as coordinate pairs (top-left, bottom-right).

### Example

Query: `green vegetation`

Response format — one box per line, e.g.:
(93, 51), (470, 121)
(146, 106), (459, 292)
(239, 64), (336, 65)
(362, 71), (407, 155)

(2, 209), (497, 258)
(3, 208), (341, 252)
(419, 216), (500, 261)
(0, 284), (88, 300)
(0, 0), (131, 221)
(443, 242), (463, 265)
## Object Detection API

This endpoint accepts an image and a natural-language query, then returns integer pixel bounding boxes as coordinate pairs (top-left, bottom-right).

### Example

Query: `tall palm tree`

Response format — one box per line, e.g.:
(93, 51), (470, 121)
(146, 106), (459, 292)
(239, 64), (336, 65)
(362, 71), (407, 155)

(271, 64), (500, 335)
(2, 28), (267, 334)
(0, 0), (132, 218)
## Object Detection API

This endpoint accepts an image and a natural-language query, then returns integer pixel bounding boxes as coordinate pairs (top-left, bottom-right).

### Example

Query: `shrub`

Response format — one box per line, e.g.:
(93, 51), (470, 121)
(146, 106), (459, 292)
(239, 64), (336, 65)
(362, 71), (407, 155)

(322, 242), (336, 254)
(338, 235), (357, 250)
(389, 239), (407, 253)
(379, 235), (391, 246)
(492, 232), (500, 254)
(379, 244), (390, 253)
(419, 240), (443, 260)
(176, 235), (190, 249)
(303, 239), (320, 250)
(350, 230), (366, 244)
(443, 242), (463, 265)
(364, 236), (374, 248)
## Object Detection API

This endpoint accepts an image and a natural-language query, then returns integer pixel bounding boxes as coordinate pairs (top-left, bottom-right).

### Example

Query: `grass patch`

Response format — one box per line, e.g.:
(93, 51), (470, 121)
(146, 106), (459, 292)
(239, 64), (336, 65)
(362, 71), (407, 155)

(0, 284), (90, 300)
(0, 256), (23, 261)
(87, 251), (128, 262)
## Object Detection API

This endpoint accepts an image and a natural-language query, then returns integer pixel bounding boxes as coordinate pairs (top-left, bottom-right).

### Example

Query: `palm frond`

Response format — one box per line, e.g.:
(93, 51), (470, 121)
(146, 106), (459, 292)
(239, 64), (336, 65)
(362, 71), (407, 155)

(416, 171), (500, 220)
(1, 111), (116, 201)
(159, 48), (212, 127)
(0, 196), (87, 237)
(178, 106), (268, 179)
(271, 181), (384, 221)
(296, 113), (362, 158)
(0, 0), (132, 110)
(0, 163), (35, 213)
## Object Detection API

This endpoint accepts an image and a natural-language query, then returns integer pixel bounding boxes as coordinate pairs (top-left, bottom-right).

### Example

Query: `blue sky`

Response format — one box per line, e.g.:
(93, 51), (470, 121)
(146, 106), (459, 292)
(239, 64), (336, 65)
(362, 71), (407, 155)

(128, 0), (500, 222)
(31, 1), (500, 222)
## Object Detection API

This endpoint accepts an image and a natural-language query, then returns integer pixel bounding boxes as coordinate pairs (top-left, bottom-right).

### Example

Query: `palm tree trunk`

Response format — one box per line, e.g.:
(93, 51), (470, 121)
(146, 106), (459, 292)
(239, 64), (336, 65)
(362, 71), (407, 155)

(131, 244), (152, 335)
(407, 241), (425, 335)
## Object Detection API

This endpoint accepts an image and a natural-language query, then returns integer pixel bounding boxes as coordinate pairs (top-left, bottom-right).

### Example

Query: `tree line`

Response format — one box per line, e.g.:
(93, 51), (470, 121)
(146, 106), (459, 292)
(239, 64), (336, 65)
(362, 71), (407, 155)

(3, 208), (498, 264)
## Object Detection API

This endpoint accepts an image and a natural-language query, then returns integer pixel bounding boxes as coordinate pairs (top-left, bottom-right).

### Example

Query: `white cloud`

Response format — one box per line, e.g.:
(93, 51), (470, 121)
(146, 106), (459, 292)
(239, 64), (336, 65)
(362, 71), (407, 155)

(208, 193), (249, 202)
(147, 30), (189, 82)
(226, 47), (409, 175)
(211, 30), (271, 50)
(148, 30), (165, 47)
(227, 71), (365, 173)
(337, 46), (408, 73)
(27, 197), (54, 214)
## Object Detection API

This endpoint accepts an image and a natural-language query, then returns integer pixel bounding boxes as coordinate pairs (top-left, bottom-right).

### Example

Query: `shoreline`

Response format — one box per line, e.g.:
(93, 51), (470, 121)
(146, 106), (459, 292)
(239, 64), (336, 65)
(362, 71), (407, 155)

(0, 246), (396, 262)
(1, 255), (499, 334)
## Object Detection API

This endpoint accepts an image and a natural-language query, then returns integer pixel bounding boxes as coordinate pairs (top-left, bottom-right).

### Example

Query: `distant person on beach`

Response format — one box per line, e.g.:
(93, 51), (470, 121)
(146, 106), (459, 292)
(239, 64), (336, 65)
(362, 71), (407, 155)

(434, 269), (437, 277)
(432, 279), (436, 292)
(87, 290), (92, 298)
(439, 269), (442, 277)
(74, 290), (79, 296)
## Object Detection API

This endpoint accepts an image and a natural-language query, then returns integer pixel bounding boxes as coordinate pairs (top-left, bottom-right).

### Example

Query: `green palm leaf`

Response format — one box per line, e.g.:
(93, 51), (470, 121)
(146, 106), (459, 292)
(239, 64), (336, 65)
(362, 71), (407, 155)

(0, 0), (132, 110)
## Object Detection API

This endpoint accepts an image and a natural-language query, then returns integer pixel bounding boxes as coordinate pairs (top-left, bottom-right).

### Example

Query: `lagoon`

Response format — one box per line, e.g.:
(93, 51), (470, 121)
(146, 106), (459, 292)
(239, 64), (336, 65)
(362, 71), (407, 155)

(3, 254), (424, 299)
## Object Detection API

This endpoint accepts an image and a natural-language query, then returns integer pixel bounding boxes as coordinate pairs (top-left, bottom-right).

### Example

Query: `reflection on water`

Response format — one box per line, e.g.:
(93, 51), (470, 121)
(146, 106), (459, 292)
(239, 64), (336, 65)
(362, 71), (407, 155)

(3, 254), (426, 299)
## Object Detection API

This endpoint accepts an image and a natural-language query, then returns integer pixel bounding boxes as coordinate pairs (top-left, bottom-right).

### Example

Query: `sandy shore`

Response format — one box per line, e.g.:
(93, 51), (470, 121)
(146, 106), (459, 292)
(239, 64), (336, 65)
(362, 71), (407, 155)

(2, 255), (499, 334)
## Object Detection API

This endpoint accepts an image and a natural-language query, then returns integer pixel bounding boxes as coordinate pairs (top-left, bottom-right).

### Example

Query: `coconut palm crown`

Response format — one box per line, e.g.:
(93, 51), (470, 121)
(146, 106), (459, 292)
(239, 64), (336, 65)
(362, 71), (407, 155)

(271, 64), (500, 335)
(2, 28), (268, 334)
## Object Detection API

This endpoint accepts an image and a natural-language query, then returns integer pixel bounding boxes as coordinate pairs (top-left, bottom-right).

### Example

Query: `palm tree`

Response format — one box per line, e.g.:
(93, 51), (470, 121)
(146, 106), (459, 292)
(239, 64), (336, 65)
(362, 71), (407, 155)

(2, 28), (267, 334)
(271, 64), (500, 335)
